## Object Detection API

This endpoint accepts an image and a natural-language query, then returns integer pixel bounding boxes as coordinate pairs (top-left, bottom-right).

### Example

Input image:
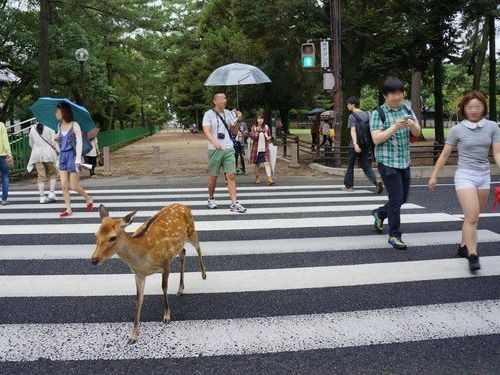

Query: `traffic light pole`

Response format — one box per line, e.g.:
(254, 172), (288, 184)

(330, 0), (342, 167)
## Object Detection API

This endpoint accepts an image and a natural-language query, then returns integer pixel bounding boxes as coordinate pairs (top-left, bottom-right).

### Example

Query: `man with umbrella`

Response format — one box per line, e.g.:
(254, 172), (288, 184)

(202, 92), (247, 213)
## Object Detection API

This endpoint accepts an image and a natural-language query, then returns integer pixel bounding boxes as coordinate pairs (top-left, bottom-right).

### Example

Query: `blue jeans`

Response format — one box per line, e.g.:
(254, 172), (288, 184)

(0, 156), (10, 201)
(375, 163), (411, 239)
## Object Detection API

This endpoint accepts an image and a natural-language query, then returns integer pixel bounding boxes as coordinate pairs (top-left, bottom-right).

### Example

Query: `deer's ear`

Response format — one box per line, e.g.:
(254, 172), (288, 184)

(121, 210), (137, 227)
(99, 204), (109, 219)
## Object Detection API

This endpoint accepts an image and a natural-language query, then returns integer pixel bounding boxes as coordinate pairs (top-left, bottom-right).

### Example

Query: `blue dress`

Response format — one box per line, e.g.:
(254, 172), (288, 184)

(59, 128), (78, 173)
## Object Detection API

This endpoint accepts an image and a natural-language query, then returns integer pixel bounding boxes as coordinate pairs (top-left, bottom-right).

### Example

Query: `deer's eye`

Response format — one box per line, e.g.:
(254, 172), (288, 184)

(109, 236), (117, 242)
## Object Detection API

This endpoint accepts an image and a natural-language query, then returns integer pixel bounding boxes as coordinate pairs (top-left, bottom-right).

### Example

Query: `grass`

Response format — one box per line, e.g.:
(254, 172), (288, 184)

(290, 128), (451, 140)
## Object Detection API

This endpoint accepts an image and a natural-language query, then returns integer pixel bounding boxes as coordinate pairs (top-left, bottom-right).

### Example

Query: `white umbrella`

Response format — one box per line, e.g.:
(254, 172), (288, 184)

(204, 63), (271, 107)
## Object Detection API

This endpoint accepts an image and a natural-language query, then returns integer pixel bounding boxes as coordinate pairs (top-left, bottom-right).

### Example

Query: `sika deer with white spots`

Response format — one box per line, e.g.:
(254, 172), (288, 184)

(91, 203), (207, 344)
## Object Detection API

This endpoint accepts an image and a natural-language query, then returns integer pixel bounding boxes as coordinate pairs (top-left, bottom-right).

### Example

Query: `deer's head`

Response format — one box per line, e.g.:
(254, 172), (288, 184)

(91, 204), (137, 265)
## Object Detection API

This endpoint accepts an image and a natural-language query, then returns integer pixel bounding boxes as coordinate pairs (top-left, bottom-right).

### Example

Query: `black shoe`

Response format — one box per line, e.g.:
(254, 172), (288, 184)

(457, 245), (468, 258)
(468, 254), (481, 272)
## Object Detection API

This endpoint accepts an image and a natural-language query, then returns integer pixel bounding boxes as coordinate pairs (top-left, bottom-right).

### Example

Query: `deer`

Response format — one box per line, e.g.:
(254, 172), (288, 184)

(91, 203), (207, 344)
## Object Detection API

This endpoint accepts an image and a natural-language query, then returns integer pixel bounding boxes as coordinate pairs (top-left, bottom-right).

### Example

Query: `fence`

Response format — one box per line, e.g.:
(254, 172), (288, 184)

(8, 125), (162, 175)
(279, 133), (495, 167)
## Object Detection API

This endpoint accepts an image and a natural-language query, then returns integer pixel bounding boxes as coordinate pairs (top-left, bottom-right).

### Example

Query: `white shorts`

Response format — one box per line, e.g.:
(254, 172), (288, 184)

(454, 168), (490, 191)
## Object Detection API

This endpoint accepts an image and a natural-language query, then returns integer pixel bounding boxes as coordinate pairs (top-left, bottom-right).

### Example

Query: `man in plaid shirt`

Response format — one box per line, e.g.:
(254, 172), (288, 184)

(370, 77), (421, 250)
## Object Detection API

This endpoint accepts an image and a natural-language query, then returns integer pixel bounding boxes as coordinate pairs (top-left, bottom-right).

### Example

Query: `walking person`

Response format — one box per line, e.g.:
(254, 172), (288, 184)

(319, 118), (332, 148)
(250, 114), (275, 186)
(27, 123), (59, 203)
(54, 102), (93, 217)
(370, 77), (421, 250)
(0, 121), (13, 206)
(234, 121), (247, 175)
(310, 120), (319, 150)
(343, 96), (384, 194)
(202, 92), (247, 213)
(85, 136), (99, 177)
(428, 90), (500, 272)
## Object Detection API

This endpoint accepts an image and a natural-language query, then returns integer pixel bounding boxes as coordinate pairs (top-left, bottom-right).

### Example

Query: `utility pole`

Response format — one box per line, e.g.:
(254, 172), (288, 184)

(330, 0), (342, 166)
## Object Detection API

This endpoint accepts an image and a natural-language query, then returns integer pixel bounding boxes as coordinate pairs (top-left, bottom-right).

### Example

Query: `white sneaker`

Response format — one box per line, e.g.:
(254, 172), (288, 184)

(207, 198), (218, 209)
(47, 192), (56, 203)
(230, 202), (247, 213)
(39, 195), (46, 204)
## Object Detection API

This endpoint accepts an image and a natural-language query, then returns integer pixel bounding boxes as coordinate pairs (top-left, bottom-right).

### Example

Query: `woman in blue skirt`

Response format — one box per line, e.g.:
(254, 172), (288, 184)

(54, 102), (93, 217)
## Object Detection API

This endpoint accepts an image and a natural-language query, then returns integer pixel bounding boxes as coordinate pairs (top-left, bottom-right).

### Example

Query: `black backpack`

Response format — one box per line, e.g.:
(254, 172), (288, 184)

(375, 104), (412, 127)
(351, 111), (374, 151)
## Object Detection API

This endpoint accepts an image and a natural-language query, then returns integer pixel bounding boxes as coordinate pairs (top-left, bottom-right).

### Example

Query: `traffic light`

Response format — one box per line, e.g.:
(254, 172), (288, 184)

(301, 43), (315, 68)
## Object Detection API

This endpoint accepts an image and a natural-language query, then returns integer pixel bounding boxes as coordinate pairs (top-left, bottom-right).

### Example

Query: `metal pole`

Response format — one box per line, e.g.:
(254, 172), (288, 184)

(80, 61), (86, 105)
(330, 0), (342, 167)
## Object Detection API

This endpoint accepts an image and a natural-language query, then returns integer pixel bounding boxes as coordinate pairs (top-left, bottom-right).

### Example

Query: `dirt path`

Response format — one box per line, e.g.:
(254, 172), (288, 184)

(103, 129), (317, 178)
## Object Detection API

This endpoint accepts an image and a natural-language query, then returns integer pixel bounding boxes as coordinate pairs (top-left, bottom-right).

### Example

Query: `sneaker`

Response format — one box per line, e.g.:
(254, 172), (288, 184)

(1, 200), (12, 206)
(341, 186), (354, 192)
(457, 244), (468, 258)
(375, 181), (384, 194)
(371, 209), (384, 233)
(468, 254), (481, 272)
(39, 195), (46, 204)
(207, 199), (218, 209)
(388, 237), (407, 250)
(47, 192), (56, 203)
(230, 202), (247, 213)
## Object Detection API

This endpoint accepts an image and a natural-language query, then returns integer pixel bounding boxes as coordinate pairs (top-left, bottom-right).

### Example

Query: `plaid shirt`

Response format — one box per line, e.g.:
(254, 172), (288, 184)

(370, 103), (412, 169)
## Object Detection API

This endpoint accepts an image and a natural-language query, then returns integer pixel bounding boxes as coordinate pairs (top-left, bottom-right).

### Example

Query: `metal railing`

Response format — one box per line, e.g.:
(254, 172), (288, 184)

(280, 133), (495, 167)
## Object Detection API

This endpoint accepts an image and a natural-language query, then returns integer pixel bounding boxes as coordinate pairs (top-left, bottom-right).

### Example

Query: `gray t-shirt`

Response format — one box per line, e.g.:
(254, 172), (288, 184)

(446, 120), (500, 170)
(202, 109), (237, 150)
(348, 111), (370, 147)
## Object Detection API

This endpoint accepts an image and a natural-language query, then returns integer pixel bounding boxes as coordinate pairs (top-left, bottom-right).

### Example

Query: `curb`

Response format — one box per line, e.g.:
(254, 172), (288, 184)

(309, 163), (500, 179)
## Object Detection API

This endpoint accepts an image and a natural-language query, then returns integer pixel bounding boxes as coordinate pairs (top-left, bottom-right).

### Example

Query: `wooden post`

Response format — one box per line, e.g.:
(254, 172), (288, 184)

(152, 146), (164, 174)
(103, 147), (110, 172)
(289, 141), (300, 169)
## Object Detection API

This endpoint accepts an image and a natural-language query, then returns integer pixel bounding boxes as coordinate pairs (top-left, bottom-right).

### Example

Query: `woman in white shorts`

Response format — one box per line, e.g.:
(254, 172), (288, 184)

(428, 90), (500, 272)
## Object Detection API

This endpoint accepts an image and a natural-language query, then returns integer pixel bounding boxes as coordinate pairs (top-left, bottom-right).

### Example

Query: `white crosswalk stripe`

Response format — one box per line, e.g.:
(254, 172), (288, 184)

(0, 183), (499, 365)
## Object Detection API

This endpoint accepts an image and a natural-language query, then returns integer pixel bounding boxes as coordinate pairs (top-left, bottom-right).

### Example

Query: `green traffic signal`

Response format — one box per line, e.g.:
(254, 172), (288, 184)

(302, 56), (315, 68)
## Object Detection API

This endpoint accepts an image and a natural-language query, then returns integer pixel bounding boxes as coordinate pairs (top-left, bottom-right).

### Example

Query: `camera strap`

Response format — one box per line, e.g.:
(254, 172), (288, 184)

(213, 110), (238, 145)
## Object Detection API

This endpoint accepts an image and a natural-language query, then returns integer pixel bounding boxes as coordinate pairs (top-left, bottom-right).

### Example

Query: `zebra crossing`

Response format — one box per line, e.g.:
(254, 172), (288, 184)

(0, 183), (499, 368)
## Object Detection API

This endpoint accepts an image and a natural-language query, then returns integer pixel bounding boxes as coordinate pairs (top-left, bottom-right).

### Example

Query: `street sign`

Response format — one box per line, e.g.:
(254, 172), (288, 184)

(323, 72), (334, 90)
(320, 41), (330, 68)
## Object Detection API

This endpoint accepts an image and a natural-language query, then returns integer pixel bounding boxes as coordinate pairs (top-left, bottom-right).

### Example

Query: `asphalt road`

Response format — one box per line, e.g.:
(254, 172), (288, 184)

(0, 176), (499, 374)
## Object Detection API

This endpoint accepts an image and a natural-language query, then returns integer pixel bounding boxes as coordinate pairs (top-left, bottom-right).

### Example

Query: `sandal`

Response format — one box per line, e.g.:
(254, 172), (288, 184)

(59, 210), (72, 218)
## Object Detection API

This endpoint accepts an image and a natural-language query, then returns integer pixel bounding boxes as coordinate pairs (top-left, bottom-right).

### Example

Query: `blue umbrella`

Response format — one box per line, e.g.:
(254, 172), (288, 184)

(30, 97), (96, 132)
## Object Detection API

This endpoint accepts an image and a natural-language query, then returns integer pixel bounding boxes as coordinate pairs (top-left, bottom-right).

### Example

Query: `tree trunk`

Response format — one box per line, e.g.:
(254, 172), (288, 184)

(410, 69), (423, 123)
(433, 56), (445, 145)
(488, 15), (496, 121)
(472, 19), (489, 91)
(105, 37), (115, 131)
(38, 0), (51, 96)
(279, 107), (289, 134)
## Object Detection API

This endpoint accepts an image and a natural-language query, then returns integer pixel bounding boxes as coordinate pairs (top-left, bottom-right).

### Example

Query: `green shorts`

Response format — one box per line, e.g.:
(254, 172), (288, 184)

(208, 149), (236, 176)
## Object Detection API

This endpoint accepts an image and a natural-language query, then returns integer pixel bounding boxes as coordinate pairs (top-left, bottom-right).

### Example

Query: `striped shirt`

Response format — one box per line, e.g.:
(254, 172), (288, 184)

(370, 103), (415, 169)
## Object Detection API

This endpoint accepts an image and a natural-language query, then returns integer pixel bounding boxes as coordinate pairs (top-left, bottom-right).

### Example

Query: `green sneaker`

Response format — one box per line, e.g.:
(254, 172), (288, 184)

(388, 237), (407, 250)
(371, 209), (384, 233)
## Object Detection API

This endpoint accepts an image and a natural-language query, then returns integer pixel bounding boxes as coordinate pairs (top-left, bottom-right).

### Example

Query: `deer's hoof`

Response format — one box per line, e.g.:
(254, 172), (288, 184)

(177, 291), (184, 296)
(127, 337), (138, 345)
(202, 273), (207, 280)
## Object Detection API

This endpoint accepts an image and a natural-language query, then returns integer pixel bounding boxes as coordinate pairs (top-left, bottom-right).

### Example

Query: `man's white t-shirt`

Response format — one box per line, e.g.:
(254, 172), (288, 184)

(202, 109), (237, 150)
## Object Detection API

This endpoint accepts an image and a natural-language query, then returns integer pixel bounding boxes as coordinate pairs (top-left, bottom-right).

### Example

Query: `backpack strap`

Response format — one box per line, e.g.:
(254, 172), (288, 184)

(376, 107), (386, 126)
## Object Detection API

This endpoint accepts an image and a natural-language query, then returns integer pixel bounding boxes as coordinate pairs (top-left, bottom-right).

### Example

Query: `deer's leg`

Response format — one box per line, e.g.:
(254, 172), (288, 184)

(162, 267), (172, 323)
(190, 232), (207, 280)
(178, 248), (186, 296)
(128, 274), (145, 345)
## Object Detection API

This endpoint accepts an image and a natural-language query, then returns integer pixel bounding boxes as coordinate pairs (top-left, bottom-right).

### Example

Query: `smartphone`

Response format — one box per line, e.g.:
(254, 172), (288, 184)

(404, 115), (413, 120)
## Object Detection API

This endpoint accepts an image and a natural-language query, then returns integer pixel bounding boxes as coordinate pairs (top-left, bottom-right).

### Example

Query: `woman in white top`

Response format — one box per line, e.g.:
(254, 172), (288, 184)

(28, 123), (60, 203)
(54, 102), (93, 218)
(249, 114), (275, 185)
